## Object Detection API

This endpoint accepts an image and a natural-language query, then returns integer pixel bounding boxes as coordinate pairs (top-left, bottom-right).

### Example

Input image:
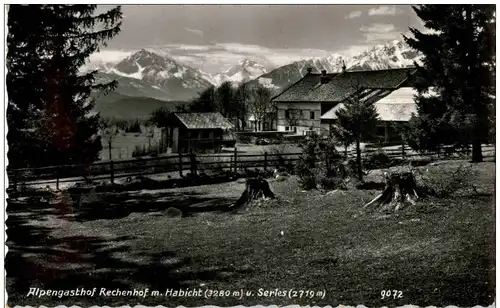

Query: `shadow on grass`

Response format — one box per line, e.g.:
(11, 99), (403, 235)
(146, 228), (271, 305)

(73, 190), (237, 221)
(6, 200), (254, 306)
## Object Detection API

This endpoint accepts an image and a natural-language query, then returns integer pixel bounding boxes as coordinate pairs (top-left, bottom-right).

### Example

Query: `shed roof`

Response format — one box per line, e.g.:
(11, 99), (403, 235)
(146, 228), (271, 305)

(273, 67), (416, 103)
(173, 112), (235, 130)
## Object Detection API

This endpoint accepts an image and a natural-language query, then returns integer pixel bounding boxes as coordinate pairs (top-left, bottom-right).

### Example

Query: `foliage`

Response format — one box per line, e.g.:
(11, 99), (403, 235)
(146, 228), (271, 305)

(190, 86), (217, 113)
(148, 106), (171, 128)
(248, 85), (276, 131)
(267, 144), (289, 167)
(415, 163), (480, 198)
(234, 83), (250, 131)
(363, 150), (392, 171)
(125, 119), (142, 133)
(6, 5), (122, 168)
(215, 81), (235, 118)
(403, 5), (495, 162)
(331, 77), (379, 181)
(294, 135), (344, 190)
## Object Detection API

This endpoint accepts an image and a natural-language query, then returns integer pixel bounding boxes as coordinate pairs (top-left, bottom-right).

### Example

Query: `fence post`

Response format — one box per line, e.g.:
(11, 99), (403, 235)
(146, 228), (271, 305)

(233, 147), (238, 172)
(190, 152), (197, 175)
(401, 143), (406, 159)
(178, 152), (183, 177)
(264, 152), (268, 171)
(110, 160), (115, 184)
(56, 166), (60, 190)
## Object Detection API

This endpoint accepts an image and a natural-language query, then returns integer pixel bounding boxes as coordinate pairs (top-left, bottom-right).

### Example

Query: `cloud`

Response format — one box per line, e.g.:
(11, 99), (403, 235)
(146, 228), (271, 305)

(368, 6), (403, 16)
(184, 27), (204, 36)
(360, 23), (402, 42)
(345, 10), (362, 19)
(360, 23), (396, 33)
(88, 50), (134, 64)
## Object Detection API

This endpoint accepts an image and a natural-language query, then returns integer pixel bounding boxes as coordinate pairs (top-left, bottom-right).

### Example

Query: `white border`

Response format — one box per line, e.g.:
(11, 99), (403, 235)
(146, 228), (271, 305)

(1, 2), (498, 308)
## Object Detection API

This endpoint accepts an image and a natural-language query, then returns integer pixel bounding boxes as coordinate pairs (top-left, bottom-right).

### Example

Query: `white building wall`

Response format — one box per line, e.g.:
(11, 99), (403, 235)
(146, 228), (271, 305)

(276, 102), (322, 135)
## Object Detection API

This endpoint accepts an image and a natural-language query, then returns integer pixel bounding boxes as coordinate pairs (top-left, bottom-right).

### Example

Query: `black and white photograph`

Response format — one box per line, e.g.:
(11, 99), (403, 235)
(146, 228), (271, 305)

(4, 3), (496, 307)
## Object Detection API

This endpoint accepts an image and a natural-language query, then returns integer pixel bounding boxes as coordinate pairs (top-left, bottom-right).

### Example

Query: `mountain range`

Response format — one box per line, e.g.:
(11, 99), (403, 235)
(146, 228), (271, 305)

(87, 39), (421, 119)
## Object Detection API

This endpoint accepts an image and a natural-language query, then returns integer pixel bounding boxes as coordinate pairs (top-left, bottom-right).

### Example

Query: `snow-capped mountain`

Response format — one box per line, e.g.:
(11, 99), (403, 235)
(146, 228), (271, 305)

(89, 39), (421, 117)
(347, 40), (420, 71)
(88, 49), (214, 101)
(211, 58), (268, 85)
(247, 39), (420, 95)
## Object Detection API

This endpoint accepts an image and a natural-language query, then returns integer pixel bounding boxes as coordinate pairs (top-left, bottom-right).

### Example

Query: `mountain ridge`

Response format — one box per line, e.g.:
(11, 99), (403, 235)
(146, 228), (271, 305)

(88, 39), (421, 115)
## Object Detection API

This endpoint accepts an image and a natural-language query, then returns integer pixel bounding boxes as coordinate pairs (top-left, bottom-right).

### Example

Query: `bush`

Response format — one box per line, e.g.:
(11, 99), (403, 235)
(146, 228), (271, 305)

(415, 163), (480, 198)
(363, 150), (392, 170)
(294, 135), (345, 190)
(267, 144), (289, 167)
(299, 175), (317, 190)
(238, 134), (252, 144)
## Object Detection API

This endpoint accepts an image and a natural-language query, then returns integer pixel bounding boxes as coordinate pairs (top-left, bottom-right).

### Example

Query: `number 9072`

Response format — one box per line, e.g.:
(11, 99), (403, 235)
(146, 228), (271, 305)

(381, 290), (403, 299)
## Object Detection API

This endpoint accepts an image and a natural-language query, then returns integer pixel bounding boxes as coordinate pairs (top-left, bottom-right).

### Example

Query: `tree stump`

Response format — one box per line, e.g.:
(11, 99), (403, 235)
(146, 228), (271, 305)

(230, 177), (275, 210)
(363, 171), (423, 212)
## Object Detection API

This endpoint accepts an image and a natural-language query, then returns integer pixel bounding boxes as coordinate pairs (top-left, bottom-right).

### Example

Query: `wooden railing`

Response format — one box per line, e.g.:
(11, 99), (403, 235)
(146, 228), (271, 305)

(7, 144), (495, 190)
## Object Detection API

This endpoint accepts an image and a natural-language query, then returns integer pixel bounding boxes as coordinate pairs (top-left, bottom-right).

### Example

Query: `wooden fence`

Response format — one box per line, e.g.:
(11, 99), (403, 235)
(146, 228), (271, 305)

(7, 144), (495, 190)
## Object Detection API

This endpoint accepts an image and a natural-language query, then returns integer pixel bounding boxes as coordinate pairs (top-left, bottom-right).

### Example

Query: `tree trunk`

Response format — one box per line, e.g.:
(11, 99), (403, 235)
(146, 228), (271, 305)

(230, 178), (275, 210)
(471, 139), (483, 162)
(355, 139), (362, 181)
(363, 171), (428, 212)
(108, 140), (112, 161)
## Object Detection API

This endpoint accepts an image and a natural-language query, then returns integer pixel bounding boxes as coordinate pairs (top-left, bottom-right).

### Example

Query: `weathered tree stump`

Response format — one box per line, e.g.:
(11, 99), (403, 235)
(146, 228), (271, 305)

(230, 177), (275, 210)
(165, 207), (183, 218)
(363, 171), (425, 212)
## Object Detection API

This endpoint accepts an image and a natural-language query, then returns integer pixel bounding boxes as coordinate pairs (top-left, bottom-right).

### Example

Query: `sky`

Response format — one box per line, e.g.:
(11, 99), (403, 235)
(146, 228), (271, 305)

(93, 5), (425, 73)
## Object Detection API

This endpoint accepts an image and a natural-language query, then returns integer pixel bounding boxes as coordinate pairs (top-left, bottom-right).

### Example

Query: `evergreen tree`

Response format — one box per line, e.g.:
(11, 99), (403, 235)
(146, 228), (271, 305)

(331, 79), (379, 181)
(7, 5), (122, 167)
(404, 5), (495, 162)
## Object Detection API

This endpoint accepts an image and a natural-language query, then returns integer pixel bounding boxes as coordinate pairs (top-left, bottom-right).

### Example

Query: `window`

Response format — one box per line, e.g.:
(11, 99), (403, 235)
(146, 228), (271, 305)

(310, 111), (315, 120)
(293, 126), (297, 133)
(285, 110), (290, 119)
(285, 126), (289, 131)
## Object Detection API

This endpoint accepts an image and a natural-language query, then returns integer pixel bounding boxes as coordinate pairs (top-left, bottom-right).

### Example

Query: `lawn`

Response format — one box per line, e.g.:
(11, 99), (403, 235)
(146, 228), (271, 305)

(6, 161), (495, 307)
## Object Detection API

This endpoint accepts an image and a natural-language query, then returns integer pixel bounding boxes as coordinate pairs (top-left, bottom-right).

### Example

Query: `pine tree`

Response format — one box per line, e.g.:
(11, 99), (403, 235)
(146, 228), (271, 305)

(7, 5), (122, 167)
(331, 78), (379, 181)
(404, 5), (495, 162)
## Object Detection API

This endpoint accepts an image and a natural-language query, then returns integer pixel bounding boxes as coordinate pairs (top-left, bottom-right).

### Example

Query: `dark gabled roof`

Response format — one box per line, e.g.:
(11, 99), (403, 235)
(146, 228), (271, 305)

(271, 72), (340, 102)
(272, 67), (416, 103)
(173, 112), (234, 130)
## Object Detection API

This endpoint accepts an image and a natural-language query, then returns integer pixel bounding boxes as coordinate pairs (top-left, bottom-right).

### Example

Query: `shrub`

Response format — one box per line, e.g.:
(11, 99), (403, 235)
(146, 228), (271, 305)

(267, 144), (289, 167)
(238, 134), (252, 144)
(415, 163), (480, 198)
(363, 150), (392, 171)
(294, 135), (345, 190)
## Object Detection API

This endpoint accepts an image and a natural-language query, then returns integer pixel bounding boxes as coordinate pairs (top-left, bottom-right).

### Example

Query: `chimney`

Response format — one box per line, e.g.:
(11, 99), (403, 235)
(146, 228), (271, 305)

(306, 67), (313, 74)
(320, 70), (330, 84)
(341, 60), (347, 73)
